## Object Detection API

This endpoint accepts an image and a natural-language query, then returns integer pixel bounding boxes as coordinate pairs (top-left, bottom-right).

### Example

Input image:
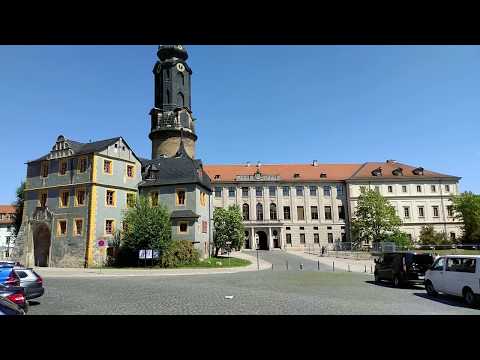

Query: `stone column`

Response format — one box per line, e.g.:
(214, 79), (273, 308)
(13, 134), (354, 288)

(268, 227), (273, 250)
(251, 227), (256, 249)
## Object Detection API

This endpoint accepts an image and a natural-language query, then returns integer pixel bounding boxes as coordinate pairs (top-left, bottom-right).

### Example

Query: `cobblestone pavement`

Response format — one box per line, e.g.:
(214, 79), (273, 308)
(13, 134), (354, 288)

(243, 250), (332, 271)
(28, 270), (479, 315)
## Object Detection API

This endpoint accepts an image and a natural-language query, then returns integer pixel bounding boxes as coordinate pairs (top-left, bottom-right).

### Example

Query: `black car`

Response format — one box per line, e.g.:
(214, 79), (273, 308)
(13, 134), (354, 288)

(0, 283), (29, 312)
(0, 296), (25, 315)
(374, 252), (434, 287)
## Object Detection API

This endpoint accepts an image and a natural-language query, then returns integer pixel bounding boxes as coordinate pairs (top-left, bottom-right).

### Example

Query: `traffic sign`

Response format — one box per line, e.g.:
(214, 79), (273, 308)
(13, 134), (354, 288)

(97, 239), (106, 247)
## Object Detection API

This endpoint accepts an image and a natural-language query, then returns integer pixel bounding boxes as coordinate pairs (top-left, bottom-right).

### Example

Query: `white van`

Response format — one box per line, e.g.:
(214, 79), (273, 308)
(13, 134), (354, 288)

(424, 255), (480, 307)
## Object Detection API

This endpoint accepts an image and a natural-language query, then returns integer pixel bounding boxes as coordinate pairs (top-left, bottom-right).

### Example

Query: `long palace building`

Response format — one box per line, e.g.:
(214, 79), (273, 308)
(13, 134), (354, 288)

(11, 46), (462, 267)
(203, 161), (461, 250)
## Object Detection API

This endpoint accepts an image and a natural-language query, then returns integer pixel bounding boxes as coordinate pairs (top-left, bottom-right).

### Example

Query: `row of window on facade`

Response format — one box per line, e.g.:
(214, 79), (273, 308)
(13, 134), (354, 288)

(148, 190), (208, 207)
(54, 218), (115, 237)
(0, 213), (14, 221)
(362, 184), (452, 194)
(37, 188), (137, 209)
(40, 158), (135, 178)
(284, 232), (345, 245)
(214, 185), (344, 198)
(401, 205), (454, 219)
(241, 203), (345, 221)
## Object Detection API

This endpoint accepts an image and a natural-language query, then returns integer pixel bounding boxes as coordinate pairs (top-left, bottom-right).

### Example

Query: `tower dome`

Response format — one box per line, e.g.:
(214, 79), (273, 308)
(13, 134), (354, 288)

(157, 45), (188, 61)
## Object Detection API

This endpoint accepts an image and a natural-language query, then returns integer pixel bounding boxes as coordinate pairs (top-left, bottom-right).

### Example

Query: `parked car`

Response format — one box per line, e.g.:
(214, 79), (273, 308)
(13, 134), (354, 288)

(14, 267), (44, 300)
(425, 255), (480, 307)
(0, 296), (25, 315)
(374, 252), (434, 287)
(0, 283), (28, 312)
(0, 265), (20, 287)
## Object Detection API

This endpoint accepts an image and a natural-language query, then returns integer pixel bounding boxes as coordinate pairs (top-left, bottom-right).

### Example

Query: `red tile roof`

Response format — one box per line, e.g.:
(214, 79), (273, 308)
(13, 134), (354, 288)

(203, 161), (459, 183)
(0, 205), (16, 225)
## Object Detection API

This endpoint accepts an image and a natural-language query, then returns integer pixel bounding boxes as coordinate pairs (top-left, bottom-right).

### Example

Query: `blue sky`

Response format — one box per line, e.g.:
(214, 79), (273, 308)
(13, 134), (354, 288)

(1, 45), (479, 203)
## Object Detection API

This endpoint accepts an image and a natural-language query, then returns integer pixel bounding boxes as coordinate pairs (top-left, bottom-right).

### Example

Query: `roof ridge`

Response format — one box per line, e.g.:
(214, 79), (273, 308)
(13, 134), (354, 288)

(348, 162), (369, 179)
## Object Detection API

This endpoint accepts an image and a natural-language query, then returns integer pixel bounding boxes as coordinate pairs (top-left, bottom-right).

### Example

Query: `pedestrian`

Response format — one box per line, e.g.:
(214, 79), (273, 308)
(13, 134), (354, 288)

(321, 246), (325, 257)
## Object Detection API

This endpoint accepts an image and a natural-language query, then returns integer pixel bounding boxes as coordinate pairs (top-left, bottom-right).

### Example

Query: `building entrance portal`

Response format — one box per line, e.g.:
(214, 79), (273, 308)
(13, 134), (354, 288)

(256, 231), (268, 250)
(33, 223), (51, 267)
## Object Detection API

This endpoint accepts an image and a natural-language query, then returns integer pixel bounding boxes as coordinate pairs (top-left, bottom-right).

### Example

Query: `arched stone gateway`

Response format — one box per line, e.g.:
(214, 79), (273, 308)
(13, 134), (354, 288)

(33, 223), (51, 267)
(256, 231), (268, 250)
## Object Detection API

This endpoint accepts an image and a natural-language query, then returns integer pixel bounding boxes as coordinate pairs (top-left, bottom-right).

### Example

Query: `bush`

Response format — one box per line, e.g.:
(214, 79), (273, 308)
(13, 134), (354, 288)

(159, 240), (200, 268)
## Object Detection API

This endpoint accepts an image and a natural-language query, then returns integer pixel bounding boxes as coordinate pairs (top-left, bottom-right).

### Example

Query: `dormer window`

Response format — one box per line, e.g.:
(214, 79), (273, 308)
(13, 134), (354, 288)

(214, 175), (221, 180)
(392, 167), (403, 176)
(412, 167), (424, 176)
(293, 173), (300, 178)
(320, 173), (327, 178)
(371, 167), (382, 176)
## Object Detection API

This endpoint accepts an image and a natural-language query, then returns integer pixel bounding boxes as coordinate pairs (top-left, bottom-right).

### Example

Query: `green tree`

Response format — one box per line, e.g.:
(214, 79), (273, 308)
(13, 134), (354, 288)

(452, 191), (480, 244)
(12, 181), (25, 236)
(213, 205), (245, 256)
(386, 230), (413, 249)
(418, 225), (450, 245)
(122, 196), (172, 256)
(351, 188), (402, 247)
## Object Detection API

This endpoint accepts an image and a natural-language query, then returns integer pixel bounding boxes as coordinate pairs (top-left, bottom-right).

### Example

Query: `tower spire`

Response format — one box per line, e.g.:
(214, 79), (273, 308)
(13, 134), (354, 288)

(149, 46), (197, 159)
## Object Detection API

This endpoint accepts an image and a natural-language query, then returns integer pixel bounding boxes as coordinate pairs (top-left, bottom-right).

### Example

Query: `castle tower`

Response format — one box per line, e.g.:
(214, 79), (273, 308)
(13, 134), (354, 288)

(149, 45), (197, 159)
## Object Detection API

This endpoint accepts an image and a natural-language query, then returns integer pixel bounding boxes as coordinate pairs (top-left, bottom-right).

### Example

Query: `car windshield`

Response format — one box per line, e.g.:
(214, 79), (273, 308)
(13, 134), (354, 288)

(406, 253), (433, 265)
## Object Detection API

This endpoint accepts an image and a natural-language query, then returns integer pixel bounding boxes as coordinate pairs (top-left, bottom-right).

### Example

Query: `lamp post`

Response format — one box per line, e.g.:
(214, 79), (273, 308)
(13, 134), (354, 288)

(255, 233), (260, 270)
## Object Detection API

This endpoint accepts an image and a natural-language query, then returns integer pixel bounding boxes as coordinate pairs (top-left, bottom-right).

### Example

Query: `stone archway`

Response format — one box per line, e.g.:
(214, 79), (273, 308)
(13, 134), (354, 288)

(256, 231), (268, 250)
(33, 223), (51, 267)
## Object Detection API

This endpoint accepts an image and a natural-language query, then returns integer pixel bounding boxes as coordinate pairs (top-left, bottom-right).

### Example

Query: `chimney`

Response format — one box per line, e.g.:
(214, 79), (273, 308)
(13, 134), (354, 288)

(312, 160), (318, 167)
(246, 161), (251, 167)
(257, 161), (261, 167)
(386, 159), (396, 163)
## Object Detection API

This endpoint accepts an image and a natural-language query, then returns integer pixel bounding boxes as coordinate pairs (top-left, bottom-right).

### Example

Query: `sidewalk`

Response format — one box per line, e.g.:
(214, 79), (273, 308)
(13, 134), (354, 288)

(34, 251), (271, 278)
(286, 250), (375, 274)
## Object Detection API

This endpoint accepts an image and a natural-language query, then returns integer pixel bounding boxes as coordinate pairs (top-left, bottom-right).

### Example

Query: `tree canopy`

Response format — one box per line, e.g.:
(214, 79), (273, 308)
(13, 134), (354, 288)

(213, 205), (245, 256)
(121, 195), (172, 254)
(418, 225), (449, 245)
(451, 191), (480, 244)
(351, 188), (402, 246)
(12, 181), (25, 236)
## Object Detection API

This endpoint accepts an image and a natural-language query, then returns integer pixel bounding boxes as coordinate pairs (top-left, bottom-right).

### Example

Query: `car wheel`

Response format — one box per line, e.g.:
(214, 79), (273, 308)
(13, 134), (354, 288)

(463, 288), (477, 307)
(425, 281), (437, 297)
(393, 276), (402, 288)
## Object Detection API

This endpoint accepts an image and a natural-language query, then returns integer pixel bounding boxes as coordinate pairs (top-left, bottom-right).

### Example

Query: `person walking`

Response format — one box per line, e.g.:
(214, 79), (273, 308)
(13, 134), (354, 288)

(321, 246), (325, 257)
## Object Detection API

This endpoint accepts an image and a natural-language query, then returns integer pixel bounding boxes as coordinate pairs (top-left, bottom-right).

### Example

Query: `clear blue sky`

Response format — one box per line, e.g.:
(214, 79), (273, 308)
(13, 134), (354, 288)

(1, 45), (479, 203)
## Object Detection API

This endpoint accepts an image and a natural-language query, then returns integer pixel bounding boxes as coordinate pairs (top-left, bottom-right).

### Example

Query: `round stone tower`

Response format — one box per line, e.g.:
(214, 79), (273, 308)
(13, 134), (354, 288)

(149, 45), (197, 159)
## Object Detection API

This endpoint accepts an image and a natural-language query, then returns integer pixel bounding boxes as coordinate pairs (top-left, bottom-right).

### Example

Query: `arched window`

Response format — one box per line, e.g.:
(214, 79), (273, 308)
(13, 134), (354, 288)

(177, 92), (184, 107)
(242, 203), (249, 221)
(256, 203), (263, 221)
(270, 203), (277, 220)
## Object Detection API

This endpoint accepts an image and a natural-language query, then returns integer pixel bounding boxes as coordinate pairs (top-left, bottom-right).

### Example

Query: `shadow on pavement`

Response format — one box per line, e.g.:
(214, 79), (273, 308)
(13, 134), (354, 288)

(28, 301), (41, 306)
(413, 293), (479, 310)
(364, 280), (423, 290)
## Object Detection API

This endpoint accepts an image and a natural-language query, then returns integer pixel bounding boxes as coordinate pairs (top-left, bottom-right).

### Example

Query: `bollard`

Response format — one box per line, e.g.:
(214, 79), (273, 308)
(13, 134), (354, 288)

(333, 261), (335, 272)
(272, 264), (274, 271)
(300, 263), (303, 270)
(364, 265), (367, 273)
(318, 260), (320, 270)
(286, 260), (288, 270)
(348, 264), (350, 272)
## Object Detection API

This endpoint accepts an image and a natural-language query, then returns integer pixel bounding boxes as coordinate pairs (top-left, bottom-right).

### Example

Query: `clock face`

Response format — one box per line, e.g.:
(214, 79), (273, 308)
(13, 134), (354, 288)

(176, 63), (185, 72)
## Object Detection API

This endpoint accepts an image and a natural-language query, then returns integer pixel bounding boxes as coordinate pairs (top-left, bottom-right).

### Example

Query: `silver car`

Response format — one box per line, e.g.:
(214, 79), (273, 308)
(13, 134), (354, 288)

(14, 268), (44, 301)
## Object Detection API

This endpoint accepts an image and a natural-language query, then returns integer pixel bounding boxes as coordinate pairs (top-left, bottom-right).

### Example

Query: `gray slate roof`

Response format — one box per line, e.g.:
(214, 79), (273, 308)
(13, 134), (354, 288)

(139, 140), (212, 192)
(170, 210), (200, 219)
(28, 137), (141, 163)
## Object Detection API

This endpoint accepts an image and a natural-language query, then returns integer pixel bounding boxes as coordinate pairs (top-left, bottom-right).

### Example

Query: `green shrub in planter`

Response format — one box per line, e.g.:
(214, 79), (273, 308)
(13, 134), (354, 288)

(160, 240), (200, 268)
